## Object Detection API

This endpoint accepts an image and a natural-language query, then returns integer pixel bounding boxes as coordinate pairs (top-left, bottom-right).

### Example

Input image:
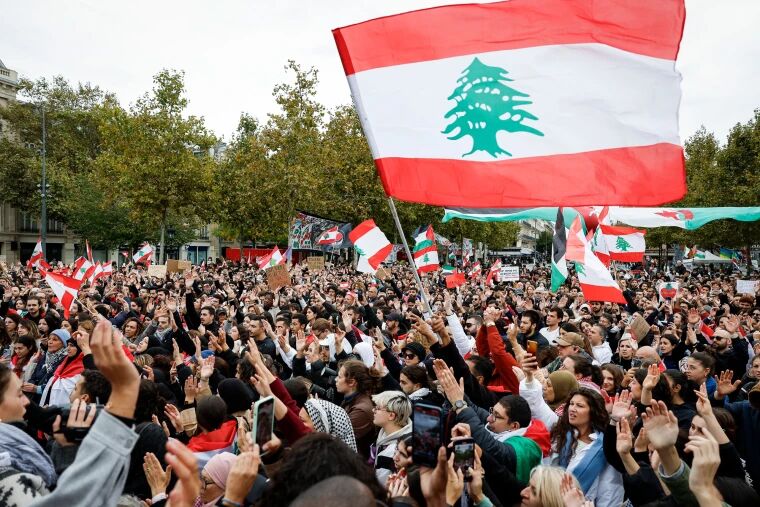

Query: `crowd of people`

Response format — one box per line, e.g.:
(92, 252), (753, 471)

(0, 255), (759, 507)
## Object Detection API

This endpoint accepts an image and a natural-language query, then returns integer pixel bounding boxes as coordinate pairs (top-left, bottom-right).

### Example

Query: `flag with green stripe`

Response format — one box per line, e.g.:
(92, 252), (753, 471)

(551, 207), (568, 292)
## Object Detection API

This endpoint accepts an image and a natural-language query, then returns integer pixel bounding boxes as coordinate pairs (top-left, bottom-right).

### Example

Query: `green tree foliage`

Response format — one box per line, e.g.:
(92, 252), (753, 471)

(95, 70), (216, 259)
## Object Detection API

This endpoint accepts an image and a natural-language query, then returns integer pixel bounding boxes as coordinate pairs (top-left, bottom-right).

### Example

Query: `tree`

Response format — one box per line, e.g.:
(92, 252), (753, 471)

(95, 70), (216, 263)
(442, 57), (543, 157)
(615, 237), (632, 251)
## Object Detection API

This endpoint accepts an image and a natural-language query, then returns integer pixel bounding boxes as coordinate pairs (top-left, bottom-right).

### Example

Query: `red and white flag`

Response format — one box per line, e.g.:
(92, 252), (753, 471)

(485, 259), (501, 285)
(591, 207), (612, 267)
(257, 247), (285, 270)
(73, 257), (96, 282)
(41, 269), (83, 319)
(26, 238), (50, 270)
(333, 0), (685, 207)
(317, 226), (343, 246)
(469, 261), (481, 279)
(99, 262), (114, 280)
(86, 240), (93, 263)
(565, 216), (586, 264)
(600, 225), (646, 263)
(133, 243), (154, 266)
(348, 219), (392, 274)
(574, 232), (625, 303)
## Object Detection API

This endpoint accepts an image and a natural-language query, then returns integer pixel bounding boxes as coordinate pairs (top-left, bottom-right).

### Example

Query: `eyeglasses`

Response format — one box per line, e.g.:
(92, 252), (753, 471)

(488, 407), (506, 420)
(403, 353), (416, 359)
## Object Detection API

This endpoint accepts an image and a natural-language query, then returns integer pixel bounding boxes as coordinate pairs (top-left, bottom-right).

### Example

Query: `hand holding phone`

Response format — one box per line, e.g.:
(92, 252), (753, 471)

(526, 340), (538, 355)
(412, 402), (443, 468)
(252, 396), (275, 454)
(452, 437), (475, 481)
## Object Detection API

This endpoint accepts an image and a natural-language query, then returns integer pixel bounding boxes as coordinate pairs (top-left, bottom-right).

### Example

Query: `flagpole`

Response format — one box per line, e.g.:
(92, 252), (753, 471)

(386, 197), (432, 314)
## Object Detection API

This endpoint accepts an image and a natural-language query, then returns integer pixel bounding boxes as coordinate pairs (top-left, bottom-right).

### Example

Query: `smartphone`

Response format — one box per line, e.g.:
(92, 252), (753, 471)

(252, 396), (275, 452)
(412, 402), (443, 467)
(526, 340), (538, 355)
(452, 437), (475, 480)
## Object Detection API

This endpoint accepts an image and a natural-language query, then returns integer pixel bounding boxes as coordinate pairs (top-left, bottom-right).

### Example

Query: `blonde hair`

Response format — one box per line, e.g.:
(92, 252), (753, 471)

(528, 466), (580, 507)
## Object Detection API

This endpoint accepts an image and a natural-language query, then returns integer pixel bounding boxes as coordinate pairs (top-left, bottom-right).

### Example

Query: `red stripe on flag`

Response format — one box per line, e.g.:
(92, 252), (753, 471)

(333, 0), (685, 75)
(414, 244), (437, 258)
(579, 284), (626, 303)
(600, 225), (647, 236)
(368, 243), (393, 270)
(348, 219), (377, 243)
(375, 144), (685, 207)
(609, 252), (645, 263)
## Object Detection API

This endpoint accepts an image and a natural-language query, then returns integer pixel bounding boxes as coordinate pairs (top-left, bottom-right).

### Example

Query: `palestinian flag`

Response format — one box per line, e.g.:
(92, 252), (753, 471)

(73, 257), (96, 282)
(601, 225), (646, 262)
(333, 0), (686, 207)
(349, 219), (393, 274)
(574, 234), (625, 303)
(550, 208), (568, 292)
(442, 206), (760, 230)
(41, 268), (83, 319)
(565, 216), (586, 264)
(441, 265), (455, 275)
(133, 243), (154, 265)
(257, 247), (285, 270)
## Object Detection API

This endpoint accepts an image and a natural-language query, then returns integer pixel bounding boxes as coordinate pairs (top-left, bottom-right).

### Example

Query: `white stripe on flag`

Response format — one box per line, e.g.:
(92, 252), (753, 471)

(349, 43), (680, 161)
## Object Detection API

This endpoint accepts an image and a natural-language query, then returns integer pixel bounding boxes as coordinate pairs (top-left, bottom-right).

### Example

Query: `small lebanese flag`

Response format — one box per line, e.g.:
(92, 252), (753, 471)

(333, 0), (686, 207)
(41, 268), (83, 319)
(574, 235), (625, 303)
(317, 226), (342, 246)
(600, 225), (646, 262)
(257, 247), (285, 270)
(98, 262), (114, 280)
(469, 261), (481, 278)
(86, 240), (93, 263)
(88, 262), (103, 285)
(26, 239), (48, 270)
(73, 257), (96, 282)
(349, 219), (392, 274)
(485, 259), (501, 285)
(133, 244), (154, 265)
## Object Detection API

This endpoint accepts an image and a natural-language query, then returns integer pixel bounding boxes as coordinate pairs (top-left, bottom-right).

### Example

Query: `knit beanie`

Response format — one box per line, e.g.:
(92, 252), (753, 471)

(50, 329), (70, 346)
(217, 378), (254, 414)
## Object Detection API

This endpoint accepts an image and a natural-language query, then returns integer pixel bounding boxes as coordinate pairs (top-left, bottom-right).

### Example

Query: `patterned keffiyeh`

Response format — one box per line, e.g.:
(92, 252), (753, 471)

(304, 399), (357, 451)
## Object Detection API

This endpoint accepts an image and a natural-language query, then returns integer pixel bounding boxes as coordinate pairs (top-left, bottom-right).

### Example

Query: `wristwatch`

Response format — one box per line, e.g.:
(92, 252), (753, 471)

(453, 399), (467, 411)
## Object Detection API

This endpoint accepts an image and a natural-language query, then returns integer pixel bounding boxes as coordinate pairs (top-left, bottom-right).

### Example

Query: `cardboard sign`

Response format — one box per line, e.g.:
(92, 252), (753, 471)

(267, 264), (291, 290)
(657, 281), (679, 301)
(147, 264), (167, 278)
(167, 259), (192, 273)
(375, 267), (391, 280)
(307, 256), (325, 272)
(736, 279), (759, 295)
(499, 266), (520, 282)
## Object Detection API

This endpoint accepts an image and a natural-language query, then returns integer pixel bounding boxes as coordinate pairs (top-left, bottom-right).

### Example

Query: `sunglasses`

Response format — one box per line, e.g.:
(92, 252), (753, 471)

(403, 353), (416, 359)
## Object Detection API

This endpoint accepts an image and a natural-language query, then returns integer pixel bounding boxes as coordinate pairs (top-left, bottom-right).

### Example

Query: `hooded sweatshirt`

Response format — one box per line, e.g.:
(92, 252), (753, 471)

(373, 424), (412, 486)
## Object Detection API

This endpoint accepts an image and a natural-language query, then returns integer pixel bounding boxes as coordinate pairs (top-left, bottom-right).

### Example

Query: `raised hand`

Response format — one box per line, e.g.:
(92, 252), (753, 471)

(616, 418), (633, 455)
(90, 320), (139, 419)
(199, 355), (215, 380)
(610, 389), (633, 422)
(164, 404), (184, 434)
(642, 363), (660, 391)
(560, 473), (587, 507)
(715, 369), (741, 399)
(641, 400), (679, 450)
(143, 451), (172, 497)
(165, 438), (201, 507)
(686, 426), (722, 503)
(224, 448), (261, 505)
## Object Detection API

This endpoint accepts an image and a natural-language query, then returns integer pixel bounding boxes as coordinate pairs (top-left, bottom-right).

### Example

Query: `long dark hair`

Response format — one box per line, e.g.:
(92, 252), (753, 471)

(551, 388), (608, 463)
(340, 359), (380, 395)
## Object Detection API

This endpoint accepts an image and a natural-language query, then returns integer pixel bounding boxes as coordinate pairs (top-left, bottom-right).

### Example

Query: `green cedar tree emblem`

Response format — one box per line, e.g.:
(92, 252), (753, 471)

(442, 57), (543, 157)
(615, 237), (632, 252)
(355, 246), (365, 257)
(574, 262), (585, 276)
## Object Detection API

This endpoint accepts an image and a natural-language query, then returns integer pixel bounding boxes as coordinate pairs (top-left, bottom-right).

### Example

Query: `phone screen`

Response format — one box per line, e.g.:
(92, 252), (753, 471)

(453, 438), (475, 474)
(253, 396), (275, 449)
(526, 340), (538, 355)
(412, 403), (442, 467)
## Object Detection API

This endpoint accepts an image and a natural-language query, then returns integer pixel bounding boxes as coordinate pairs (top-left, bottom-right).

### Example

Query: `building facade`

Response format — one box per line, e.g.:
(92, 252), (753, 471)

(516, 218), (552, 251)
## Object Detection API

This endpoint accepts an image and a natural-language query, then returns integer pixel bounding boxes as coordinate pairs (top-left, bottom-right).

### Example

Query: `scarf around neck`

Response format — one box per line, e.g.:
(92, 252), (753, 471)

(44, 348), (67, 373)
(408, 387), (431, 400)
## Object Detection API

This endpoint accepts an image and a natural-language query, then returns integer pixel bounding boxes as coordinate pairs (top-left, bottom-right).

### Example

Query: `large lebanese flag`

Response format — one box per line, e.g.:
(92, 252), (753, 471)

(333, 0), (685, 207)
(349, 219), (392, 274)
(41, 269), (83, 319)
(600, 225), (646, 262)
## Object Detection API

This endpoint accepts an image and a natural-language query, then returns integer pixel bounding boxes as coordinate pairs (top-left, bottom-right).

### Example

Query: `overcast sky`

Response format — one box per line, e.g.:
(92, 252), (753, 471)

(3, 0), (758, 144)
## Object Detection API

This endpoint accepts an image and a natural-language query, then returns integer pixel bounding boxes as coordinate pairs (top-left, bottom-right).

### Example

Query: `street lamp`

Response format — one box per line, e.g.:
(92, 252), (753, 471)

(40, 106), (47, 256)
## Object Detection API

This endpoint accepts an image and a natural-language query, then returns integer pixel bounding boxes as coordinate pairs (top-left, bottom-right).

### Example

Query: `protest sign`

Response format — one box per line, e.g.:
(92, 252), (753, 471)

(307, 256), (325, 272)
(267, 264), (291, 290)
(736, 279), (759, 295)
(167, 259), (192, 273)
(657, 281), (679, 301)
(147, 264), (167, 278)
(499, 266), (520, 282)
(375, 267), (391, 280)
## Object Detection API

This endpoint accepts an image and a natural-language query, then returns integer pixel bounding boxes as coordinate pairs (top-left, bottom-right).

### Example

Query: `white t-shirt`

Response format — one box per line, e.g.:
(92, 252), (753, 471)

(539, 326), (561, 345)
(592, 342), (613, 365)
